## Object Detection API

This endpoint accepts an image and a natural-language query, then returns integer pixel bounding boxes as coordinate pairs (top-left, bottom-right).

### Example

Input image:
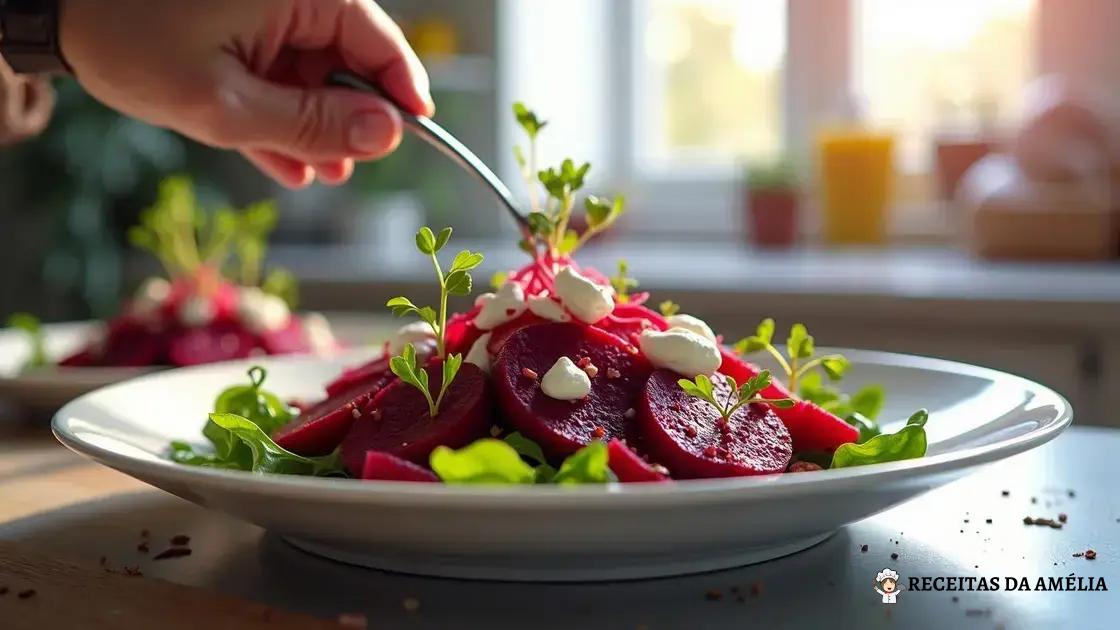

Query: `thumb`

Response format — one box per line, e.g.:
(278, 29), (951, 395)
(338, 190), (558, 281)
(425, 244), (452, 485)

(211, 66), (404, 162)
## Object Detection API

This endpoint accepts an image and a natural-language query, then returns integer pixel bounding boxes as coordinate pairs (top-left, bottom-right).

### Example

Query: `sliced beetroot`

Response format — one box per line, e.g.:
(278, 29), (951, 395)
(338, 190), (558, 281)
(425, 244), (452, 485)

(273, 374), (393, 456)
(361, 451), (439, 482)
(485, 311), (547, 355)
(58, 348), (98, 367)
(100, 317), (165, 367)
(257, 318), (309, 355)
(637, 368), (792, 478)
(324, 353), (392, 397)
(340, 362), (491, 473)
(782, 401), (859, 454)
(445, 305), (483, 355)
(717, 349), (856, 453)
(167, 321), (256, 367)
(493, 322), (652, 459)
(607, 439), (670, 483)
(596, 303), (669, 345)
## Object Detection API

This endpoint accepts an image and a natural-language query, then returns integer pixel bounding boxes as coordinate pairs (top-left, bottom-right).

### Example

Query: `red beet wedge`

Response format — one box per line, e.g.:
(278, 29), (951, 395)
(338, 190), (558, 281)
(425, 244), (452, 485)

(273, 374), (394, 456)
(719, 348), (857, 453)
(493, 322), (653, 459)
(167, 321), (255, 366)
(361, 451), (439, 482)
(340, 362), (491, 474)
(607, 439), (670, 483)
(324, 353), (394, 397)
(637, 369), (792, 478)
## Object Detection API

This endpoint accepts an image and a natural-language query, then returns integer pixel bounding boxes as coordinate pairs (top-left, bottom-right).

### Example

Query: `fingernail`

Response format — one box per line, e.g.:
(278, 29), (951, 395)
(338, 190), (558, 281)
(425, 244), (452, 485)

(349, 110), (393, 154)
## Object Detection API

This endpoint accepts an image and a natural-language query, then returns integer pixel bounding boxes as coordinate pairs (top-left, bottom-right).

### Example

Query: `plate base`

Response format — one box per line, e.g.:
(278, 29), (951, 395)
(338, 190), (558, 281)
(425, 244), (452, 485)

(283, 531), (836, 582)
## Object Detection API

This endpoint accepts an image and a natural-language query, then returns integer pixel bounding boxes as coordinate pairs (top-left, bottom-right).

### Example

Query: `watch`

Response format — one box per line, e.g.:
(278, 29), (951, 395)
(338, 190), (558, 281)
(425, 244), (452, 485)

(0, 0), (70, 74)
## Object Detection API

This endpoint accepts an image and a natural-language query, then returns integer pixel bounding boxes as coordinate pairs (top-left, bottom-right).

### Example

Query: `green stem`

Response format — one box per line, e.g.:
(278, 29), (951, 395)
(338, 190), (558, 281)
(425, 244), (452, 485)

(429, 251), (448, 359)
(793, 355), (845, 381)
(789, 355), (800, 392)
(763, 344), (793, 379)
(528, 137), (539, 212)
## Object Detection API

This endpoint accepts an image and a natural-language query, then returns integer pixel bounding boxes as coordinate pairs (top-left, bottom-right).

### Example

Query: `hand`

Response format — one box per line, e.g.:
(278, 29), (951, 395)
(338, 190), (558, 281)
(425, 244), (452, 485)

(0, 57), (55, 146)
(59, 0), (433, 188)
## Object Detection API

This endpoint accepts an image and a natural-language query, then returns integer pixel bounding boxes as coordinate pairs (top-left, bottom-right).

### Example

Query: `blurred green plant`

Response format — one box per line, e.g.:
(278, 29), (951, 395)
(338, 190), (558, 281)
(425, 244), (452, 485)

(745, 156), (800, 192)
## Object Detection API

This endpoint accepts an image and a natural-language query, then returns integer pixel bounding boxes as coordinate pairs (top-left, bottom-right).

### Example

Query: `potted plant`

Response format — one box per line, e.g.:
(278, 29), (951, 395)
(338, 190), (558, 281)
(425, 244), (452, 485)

(745, 157), (799, 247)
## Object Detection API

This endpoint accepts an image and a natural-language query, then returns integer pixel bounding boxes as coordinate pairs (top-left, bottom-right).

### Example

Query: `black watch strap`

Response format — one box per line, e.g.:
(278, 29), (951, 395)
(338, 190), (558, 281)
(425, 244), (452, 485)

(0, 0), (70, 74)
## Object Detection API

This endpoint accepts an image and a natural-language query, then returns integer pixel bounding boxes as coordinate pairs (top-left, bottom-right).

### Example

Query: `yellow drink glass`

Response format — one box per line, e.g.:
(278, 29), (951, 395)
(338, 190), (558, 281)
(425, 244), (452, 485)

(817, 130), (895, 244)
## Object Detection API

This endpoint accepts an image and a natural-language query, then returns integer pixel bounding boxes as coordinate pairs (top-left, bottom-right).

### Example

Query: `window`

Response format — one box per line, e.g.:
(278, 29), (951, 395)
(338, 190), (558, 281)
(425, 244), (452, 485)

(500, 0), (1042, 238)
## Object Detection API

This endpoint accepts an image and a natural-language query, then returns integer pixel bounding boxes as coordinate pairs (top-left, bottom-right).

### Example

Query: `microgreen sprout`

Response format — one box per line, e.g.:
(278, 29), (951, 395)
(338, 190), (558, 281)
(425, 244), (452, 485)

(609, 260), (639, 304)
(659, 300), (681, 317)
(733, 318), (850, 391)
(677, 370), (794, 423)
(385, 226), (482, 416)
(6, 312), (49, 371)
(386, 226), (484, 360)
(389, 343), (463, 418)
(510, 104), (626, 260)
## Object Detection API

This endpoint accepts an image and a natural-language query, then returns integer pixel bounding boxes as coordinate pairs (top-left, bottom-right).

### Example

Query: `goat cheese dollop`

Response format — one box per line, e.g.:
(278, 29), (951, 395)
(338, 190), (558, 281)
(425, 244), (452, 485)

(541, 356), (592, 400)
(638, 328), (721, 378)
(132, 277), (171, 318)
(302, 312), (337, 353)
(237, 287), (291, 333)
(666, 314), (717, 343)
(178, 294), (216, 327)
(388, 321), (437, 355)
(474, 282), (527, 330)
(527, 294), (571, 322)
(465, 332), (492, 373)
(553, 266), (613, 324)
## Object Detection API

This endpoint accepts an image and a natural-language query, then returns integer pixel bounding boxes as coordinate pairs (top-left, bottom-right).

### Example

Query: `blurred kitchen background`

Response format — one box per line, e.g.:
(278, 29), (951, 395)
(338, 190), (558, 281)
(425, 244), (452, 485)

(1, 0), (1118, 423)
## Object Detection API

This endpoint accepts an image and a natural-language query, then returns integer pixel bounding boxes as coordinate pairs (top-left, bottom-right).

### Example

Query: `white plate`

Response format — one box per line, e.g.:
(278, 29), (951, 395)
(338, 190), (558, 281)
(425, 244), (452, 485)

(0, 322), (153, 411)
(52, 349), (1072, 581)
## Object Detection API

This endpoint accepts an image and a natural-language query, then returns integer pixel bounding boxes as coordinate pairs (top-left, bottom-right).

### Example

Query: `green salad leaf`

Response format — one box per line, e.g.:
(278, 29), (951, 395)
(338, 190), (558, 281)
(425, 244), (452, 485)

(430, 439), (537, 484)
(205, 366), (294, 459)
(553, 441), (613, 484)
(6, 312), (50, 372)
(175, 413), (342, 476)
(831, 409), (929, 469)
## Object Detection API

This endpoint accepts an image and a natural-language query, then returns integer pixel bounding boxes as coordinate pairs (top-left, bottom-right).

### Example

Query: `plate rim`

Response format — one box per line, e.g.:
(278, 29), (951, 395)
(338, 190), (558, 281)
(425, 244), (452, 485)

(52, 348), (1073, 507)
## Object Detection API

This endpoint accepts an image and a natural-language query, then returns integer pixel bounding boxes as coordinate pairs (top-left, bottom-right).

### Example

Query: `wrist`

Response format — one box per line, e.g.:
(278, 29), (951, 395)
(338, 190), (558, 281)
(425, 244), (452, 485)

(0, 0), (70, 74)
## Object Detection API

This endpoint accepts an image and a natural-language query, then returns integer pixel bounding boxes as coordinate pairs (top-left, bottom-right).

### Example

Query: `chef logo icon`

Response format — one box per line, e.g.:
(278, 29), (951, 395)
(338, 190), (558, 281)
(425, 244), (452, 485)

(874, 568), (903, 604)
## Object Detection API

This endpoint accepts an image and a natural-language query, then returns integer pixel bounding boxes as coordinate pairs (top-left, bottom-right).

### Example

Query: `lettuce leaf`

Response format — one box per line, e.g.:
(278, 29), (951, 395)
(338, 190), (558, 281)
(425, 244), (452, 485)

(172, 413), (342, 476)
(430, 439), (537, 484)
(553, 441), (613, 484)
(831, 409), (929, 469)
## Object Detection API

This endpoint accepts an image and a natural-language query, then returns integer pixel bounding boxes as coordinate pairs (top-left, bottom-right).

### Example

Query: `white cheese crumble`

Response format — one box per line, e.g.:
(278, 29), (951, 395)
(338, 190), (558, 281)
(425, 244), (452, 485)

(465, 332), (492, 373)
(553, 266), (614, 324)
(178, 294), (216, 327)
(388, 321), (437, 355)
(541, 356), (592, 400)
(302, 312), (337, 353)
(666, 314), (717, 343)
(473, 281), (527, 330)
(237, 287), (291, 333)
(132, 277), (171, 318)
(527, 294), (571, 322)
(638, 328), (722, 378)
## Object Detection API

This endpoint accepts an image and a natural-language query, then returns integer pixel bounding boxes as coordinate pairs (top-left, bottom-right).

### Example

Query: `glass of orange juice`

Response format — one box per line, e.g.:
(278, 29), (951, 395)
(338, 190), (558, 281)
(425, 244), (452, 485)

(817, 130), (895, 245)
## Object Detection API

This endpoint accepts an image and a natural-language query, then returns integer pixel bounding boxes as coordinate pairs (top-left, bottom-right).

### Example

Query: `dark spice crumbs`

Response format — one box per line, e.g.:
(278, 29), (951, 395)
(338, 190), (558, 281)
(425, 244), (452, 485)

(152, 547), (192, 560)
(137, 543), (149, 553)
(1058, 513), (1068, 523)
(170, 534), (191, 546)
(0, 586), (7, 596)
(1001, 490), (1010, 497)
(985, 519), (993, 524)
(18, 589), (36, 599)
(705, 589), (723, 601)
(860, 544), (868, 553)
(890, 553), (899, 560)
(1085, 549), (1097, 560)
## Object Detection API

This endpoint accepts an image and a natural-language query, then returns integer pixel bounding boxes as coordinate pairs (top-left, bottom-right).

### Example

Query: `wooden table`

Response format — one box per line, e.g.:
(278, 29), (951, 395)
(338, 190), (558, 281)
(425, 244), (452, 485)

(1, 427), (1118, 629)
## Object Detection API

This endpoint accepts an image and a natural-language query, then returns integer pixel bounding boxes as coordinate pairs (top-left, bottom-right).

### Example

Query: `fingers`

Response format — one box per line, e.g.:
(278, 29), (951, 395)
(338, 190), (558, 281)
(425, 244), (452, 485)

(331, 0), (434, 116)
(242, 149), (314, 189)
(315, 158), (353, 185)
(21, 77), (56, 134)
(215, 63), (403, 164)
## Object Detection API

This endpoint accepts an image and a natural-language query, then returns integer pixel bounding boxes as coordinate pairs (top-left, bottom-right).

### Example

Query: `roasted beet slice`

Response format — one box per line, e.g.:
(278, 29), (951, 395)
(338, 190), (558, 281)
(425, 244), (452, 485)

(100, 318), (165, 367)
(273, 375), (393, 456)
(781, 401), (859, 454)
(340, 362), (491, 473)
(493, 322), (652, 459)
(445, 305), (483, 355)
(607, 439), (670, 483)
(361, 451), (439, 482)
(257, 319), (308, 355)
(718, 349), (856, 453)
(58, 348), (99, 367)
(324, 353), (392, 397)
(637, 369), (792, 478)
(596, 303), (669, 345)
(167, 321), (255, 367)
(485, 311), (547, 355)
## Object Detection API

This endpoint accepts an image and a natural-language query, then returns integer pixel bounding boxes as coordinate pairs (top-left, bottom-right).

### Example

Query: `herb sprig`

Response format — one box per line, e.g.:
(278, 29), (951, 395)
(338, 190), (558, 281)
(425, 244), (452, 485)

(511, 104), (626, 259)
(659, 301), (681, 317)
(609, 260), (639, 304)
(734, 319), (850, 391)
(386, 226), (482, 416)
(678, 370), (794, 422)
(6, 312), (50, 372)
